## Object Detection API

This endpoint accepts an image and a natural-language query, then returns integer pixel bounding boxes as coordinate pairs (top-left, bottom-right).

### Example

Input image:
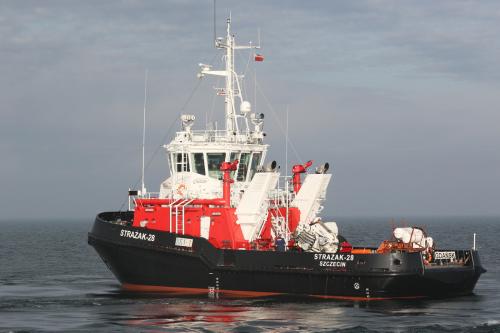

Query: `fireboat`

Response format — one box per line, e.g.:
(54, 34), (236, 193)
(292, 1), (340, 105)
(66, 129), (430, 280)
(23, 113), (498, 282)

(88, 17), (485, 299)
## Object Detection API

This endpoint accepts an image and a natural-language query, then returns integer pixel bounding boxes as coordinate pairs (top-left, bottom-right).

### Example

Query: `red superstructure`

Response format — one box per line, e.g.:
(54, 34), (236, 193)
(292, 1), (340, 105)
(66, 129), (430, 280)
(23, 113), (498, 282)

(132, 160), (301, 250)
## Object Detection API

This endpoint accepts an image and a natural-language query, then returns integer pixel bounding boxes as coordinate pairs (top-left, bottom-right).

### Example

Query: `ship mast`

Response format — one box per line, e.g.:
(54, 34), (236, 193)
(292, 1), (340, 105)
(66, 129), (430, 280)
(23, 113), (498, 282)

(199, 16), (259, 138)
(224, 17), (235, 134)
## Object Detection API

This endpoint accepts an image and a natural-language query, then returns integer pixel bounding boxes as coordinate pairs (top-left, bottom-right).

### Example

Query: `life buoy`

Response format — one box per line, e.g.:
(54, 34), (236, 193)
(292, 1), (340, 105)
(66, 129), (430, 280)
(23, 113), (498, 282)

(176, 183), (187, 196)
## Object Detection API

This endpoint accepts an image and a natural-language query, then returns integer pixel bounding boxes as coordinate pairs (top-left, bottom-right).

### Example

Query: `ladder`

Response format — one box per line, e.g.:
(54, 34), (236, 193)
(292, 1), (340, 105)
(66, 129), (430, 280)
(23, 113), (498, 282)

(173, 199), (193, 235)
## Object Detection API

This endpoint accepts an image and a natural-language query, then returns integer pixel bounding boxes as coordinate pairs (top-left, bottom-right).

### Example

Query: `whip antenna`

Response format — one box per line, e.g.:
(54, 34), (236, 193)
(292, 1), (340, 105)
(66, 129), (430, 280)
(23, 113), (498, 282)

(213, 0), (217, 46)
(141, 69), (148, 196)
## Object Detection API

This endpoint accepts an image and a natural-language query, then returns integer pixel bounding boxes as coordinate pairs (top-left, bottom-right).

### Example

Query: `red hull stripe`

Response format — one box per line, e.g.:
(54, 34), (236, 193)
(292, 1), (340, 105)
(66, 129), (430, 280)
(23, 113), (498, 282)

(122, 283), (281, 297)
(122, 283), (425, 300)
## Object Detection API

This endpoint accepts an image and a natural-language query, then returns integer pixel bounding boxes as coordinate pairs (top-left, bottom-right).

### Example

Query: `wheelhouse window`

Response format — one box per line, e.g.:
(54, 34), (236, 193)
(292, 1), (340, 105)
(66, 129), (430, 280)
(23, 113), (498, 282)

(248, 152), (262, 180)
(229, 152), (239, 162)
(174, 153), (190, 172)
(237, 152), (251, 181)
(192, 153), (206, 175)
(207, 153), (226, 179)
(229, 152), (239, 177)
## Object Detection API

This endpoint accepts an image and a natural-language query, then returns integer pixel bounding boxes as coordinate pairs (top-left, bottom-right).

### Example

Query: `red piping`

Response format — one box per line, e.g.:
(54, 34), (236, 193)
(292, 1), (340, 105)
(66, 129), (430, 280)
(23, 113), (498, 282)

(292, 160), (313, 193)
(220, 160), (239, 207)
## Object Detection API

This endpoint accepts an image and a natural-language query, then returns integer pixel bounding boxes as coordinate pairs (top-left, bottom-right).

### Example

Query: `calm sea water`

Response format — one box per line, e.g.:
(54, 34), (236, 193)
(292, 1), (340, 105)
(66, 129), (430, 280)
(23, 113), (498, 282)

(0, 217), (499, 332)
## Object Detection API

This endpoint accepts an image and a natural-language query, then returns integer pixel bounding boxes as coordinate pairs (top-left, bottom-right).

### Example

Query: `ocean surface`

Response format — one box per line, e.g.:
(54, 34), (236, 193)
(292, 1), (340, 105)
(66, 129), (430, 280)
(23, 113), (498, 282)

(1, 217), (499, 333)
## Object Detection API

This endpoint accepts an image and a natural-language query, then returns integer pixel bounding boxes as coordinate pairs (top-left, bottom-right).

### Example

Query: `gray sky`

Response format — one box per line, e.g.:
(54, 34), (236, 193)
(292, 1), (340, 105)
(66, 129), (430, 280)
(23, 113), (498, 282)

(1, 0), (499, 220)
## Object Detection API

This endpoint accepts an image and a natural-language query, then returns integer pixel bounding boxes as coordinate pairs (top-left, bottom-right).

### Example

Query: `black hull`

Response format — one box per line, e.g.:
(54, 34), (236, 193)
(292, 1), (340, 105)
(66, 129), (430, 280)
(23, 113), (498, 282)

(88, 212), (485, 300)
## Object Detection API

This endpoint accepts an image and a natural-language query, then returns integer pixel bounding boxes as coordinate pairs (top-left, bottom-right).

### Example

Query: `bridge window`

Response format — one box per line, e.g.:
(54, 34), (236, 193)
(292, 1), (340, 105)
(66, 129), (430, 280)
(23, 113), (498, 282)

(175, 153), (190, 172)
(193, 153), (206, 175)
(229, 152), (239, 177)
(248, 152), (262, 180)
(207, 153), (225, 179)
(229, 152), (239, 162)
(237, 152), (251, 181)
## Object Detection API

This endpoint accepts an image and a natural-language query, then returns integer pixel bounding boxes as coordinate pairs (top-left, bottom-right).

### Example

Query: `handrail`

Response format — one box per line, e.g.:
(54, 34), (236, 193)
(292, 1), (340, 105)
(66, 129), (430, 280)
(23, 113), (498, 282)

(174, 129), (253, 144)
(174, 199), (190, 234)
(168, 198), (183, 232)
(181, 199), (195, 235)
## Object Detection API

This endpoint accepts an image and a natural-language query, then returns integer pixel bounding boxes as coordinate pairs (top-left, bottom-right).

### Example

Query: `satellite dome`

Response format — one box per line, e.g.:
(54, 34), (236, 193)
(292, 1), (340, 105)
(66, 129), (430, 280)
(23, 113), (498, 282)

(240, 101), (251, 114)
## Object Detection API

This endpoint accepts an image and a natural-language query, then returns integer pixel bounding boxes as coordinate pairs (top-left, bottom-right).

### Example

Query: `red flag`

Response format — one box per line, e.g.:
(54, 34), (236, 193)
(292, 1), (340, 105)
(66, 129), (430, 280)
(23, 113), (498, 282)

(254, 54), (264, 62)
